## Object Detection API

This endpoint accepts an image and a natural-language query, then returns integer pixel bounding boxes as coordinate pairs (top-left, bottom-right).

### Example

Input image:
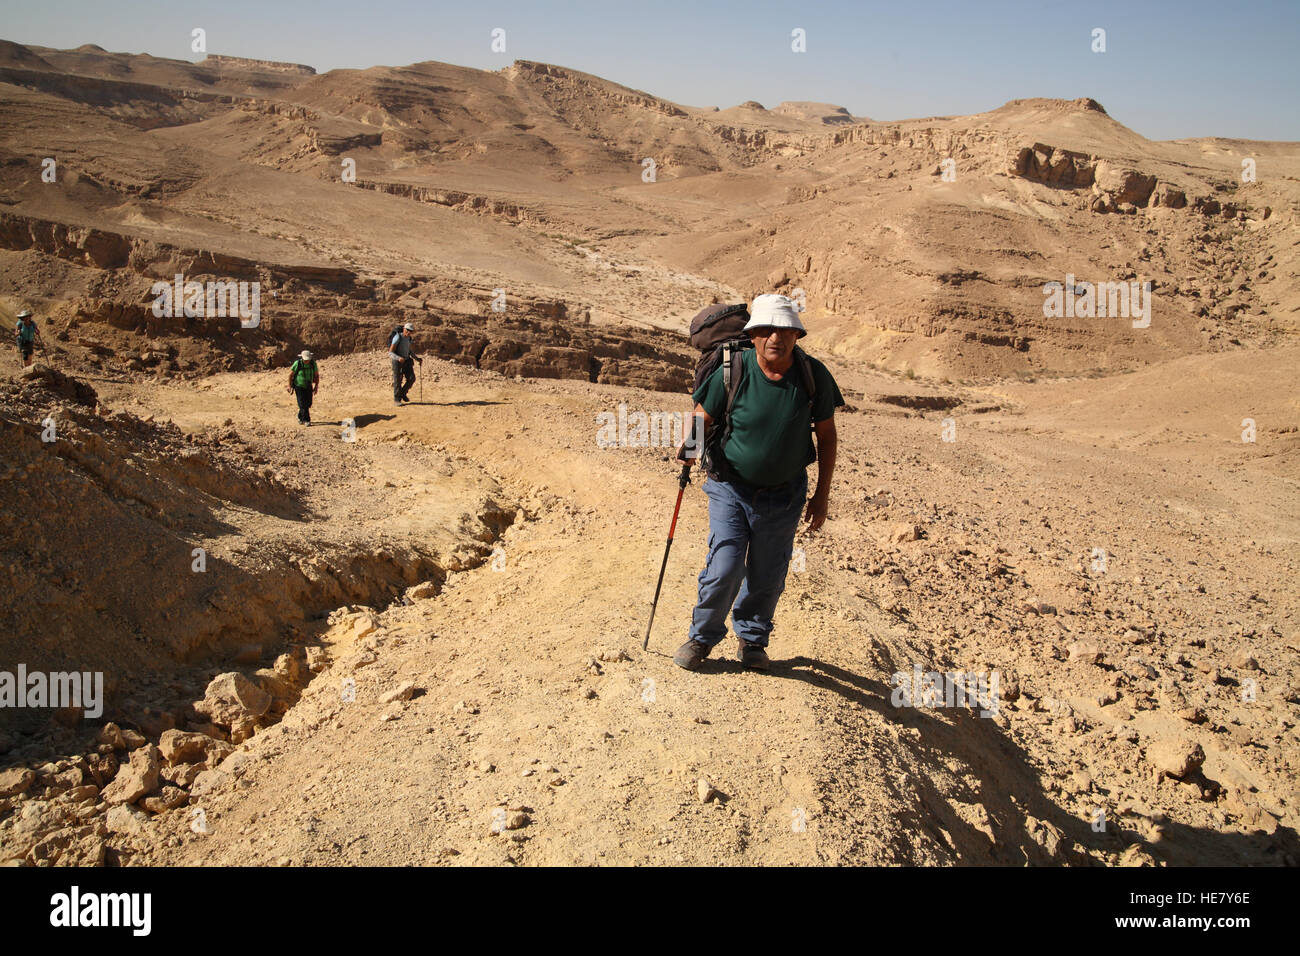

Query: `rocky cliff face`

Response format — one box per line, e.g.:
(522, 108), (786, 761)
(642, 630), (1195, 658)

(204, 55), (316, 75)
(0, 212), (693, 391)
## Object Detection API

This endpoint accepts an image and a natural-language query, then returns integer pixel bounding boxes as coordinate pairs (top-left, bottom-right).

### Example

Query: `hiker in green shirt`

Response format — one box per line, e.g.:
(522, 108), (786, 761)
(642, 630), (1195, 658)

(14, 309), (42, 367)
(674, 294), (843, 672)
(286, 350), (320, 425)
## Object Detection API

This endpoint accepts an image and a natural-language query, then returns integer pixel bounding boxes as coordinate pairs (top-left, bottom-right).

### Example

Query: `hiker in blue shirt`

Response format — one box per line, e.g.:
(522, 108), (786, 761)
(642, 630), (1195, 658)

(389, 322), (422, 405)
(14, 309), (42, 367)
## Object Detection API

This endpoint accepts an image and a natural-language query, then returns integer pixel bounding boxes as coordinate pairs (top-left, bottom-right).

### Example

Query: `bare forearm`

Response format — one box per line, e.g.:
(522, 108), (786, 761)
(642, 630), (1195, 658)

(814, 429), (836, 499)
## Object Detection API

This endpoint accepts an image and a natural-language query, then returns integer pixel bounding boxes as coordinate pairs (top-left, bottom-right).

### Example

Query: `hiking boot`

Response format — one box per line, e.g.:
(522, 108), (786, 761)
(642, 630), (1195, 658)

(673, 640), (710, 671)
(738, 640), (770, 671)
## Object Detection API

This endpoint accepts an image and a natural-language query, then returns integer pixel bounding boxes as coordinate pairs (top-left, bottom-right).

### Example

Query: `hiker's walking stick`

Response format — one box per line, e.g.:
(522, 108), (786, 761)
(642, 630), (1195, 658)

(643, 462), (692, 650)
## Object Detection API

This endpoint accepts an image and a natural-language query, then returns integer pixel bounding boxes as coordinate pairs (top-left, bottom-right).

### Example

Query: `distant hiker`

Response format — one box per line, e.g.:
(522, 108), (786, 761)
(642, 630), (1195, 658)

(674, 294), (844, 672)
(389, 321), (422, 405)
(287, 349), (319, 425)
(14, 309), (42, 367)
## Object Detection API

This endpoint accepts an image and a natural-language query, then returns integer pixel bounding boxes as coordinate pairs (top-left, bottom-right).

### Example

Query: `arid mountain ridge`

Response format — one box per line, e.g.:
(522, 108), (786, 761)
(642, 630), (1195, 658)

(0, 40), (1296, 385)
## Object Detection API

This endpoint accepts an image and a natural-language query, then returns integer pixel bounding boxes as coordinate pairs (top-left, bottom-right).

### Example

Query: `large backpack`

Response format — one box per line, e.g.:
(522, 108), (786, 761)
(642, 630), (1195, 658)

(686, 302), (819, 481)
(689, 303), (750, 394)
(385, 326), (404, 350)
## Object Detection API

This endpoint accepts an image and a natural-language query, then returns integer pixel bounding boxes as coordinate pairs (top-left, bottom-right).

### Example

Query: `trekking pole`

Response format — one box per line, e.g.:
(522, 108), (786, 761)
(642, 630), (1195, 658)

(418, 360), (422, 403)
(643, 462), (692, 651)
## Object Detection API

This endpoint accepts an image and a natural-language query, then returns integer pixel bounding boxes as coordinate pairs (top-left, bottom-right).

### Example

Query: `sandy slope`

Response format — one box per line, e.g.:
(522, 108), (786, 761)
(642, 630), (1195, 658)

(7, 344), (1279, 867)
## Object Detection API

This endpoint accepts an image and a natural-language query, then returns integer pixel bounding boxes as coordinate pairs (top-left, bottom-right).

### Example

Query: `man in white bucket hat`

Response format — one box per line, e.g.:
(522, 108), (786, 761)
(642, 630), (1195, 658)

(674, 293), (843, 671)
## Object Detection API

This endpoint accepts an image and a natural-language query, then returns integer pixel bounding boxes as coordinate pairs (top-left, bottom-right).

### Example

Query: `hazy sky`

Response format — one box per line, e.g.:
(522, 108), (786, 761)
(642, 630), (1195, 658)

(3, 0), (1297, 140)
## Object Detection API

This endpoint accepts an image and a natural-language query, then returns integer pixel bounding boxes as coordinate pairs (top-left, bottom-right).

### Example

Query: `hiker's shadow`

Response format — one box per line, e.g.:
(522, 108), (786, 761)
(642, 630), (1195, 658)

(353, 413), (396, 428)
(746, 654), (1300, 866)
(403, 400), (506, 407)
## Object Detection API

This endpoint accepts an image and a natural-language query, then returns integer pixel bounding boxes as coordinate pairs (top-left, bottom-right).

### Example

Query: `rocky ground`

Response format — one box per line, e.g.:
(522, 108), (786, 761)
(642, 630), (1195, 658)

(1, 344), (1295, 866)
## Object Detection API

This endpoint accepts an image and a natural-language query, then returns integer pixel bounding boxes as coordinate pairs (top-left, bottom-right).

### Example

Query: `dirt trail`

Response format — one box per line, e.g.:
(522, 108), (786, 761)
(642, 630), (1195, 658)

(58, 345), (1294, 868)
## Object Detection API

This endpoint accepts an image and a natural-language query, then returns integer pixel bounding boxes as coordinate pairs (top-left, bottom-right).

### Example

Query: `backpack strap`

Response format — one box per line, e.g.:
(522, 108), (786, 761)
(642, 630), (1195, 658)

(721, 343), (745, 424)
(792, 346), (816, 410)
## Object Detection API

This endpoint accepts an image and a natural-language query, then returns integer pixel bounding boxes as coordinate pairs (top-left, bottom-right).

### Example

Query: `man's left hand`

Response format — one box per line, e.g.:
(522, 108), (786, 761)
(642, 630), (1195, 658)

(804, 493), (829, 532)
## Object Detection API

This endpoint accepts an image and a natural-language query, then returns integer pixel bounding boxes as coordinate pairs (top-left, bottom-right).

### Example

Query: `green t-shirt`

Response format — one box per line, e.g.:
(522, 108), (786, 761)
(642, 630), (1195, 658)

(291, 359), (317, 387)
(693, 348), (843, 486)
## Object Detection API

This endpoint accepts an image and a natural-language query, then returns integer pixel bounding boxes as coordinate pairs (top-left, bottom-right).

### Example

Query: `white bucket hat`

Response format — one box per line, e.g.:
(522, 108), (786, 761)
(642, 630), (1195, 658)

(17, 309), (32, 319)
(403, 322), (415, 331)
(744, 294), (806, 338)
(300, 350), (313, 360)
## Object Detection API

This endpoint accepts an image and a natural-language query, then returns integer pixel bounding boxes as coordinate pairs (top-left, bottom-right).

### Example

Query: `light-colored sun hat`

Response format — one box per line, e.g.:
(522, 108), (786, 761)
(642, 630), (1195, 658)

(17, 308), (32, 319)
(403, 322), (415, 331)
(744, 294), (806, 338)
(300, 350), (313, 360)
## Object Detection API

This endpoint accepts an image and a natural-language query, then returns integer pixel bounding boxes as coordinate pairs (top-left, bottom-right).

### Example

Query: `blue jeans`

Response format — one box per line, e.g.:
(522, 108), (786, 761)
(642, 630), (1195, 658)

(689, 471), (807, 648)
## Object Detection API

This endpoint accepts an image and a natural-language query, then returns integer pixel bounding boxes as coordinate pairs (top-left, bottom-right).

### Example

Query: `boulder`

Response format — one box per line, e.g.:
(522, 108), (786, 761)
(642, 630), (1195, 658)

(379, 681), (416, 705)
(84, 751), (119, 787)
(1094, 161), (1156, 206)
(104, 804), (151, 836)
(1230, 648), (1260, 670)
(195, 672), (272, 727)
(63, 784), (100, 804)
(1067, 640), (1104, 664)
(255, 668), (294, 702)
(158, 729), (220, 766)
(229, 716), (258, 744)
(273, 652), (302, 686)
(97, 722), (126, 750)
(305, 647), (328, 673)
(100, 744), (160, 804)
(0, 768), (35, 798)
(1148, 738), (1205, 779)
(190, 768), (230, 797)
(17, 363), (99, 406)
(167, 760), (204, 788)
(140, 786), (188, 814)
(1151, 182), (1186, 208)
